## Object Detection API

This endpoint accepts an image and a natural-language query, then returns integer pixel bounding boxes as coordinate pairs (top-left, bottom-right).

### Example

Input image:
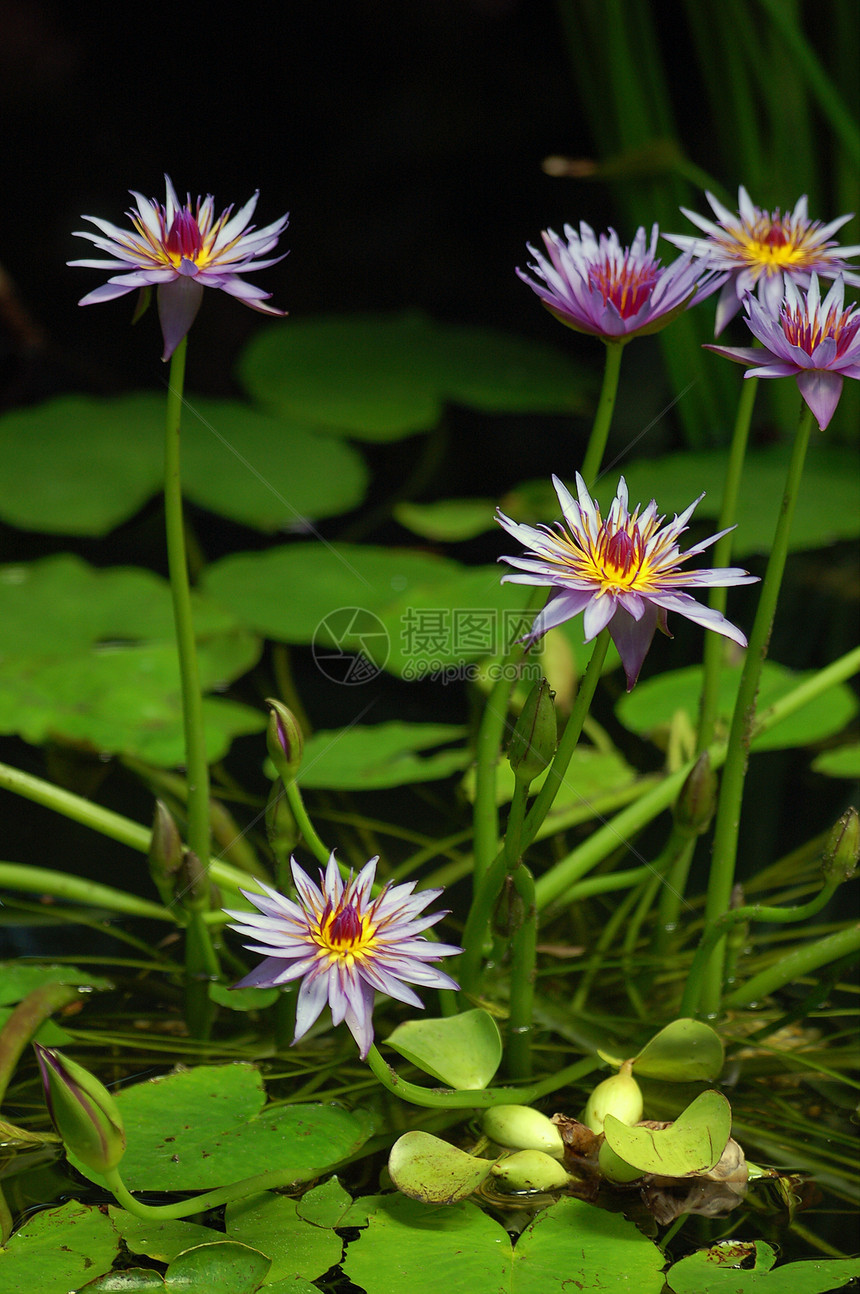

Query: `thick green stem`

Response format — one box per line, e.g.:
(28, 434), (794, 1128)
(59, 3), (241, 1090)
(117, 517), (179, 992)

(700, 403), (815, 1016)
(652, 835), (698, 961)
(722, 924), (860, 1010)
(581, 340), (625, 486)
(284, 780), (330, 865)
(163, 339), (210, 872)
(0, 761), (150, 854)
(0, 984), (81, 1106)
(472, 633), (532, 880)
(506, 862), (537, 1079)
(697, 375), (758, 752)
(0, 863), (177, 923)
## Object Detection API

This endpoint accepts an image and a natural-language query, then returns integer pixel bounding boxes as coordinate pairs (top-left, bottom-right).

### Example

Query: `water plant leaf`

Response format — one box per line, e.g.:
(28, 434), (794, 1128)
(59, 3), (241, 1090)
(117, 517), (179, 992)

(394, 498), (497, 542)
(616, 661), (857, 753)
(385, 1010), (502, 1089)
(225, 1192), (342, 1284)
(70, 1063), (374, 1191)
(632, 1020), (725, 1082)
(110, 1210), (216, 1265)
(296, 1176), (354, 1228)
(0, 1199), (118, 1293)
(460, 745), (638, 811)
(161, 1241), (270, 1293)
(0, 393), (367, 536)
(0, 962), (113, 1006)
(388, 1131), (495, 1204)
(297, 722), (468, 789)
(604, 1090), (732, 1177)
(341, 1193), (665, 1293)
(812, 743), (860, 778)
(665, 1238), (860, 1292)
(238, 311), (589, 441)
(0, 556), (264, 764)
(78, 1271), (166, 1291)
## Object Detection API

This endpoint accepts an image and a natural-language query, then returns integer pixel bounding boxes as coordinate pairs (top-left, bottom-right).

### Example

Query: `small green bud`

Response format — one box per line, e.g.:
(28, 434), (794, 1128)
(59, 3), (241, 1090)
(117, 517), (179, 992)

(508, 677), (557, 786)
(822, 807), (859, 883)
(34, 1044), (126, 1174)
(597, 1136), (643, 1184)
(177, 849), (209, 906)
(490, 1148), (571, 1192)
(147, 799), (184, 905)
(583, 1060), (643, 1133)
(266, 699), (304, 784)
(674, 752), (717, 835)
(481, 1104), (565, 1159)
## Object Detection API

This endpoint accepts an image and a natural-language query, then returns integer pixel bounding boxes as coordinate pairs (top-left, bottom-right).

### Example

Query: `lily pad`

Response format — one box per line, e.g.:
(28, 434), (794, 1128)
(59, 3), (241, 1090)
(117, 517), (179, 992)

(603, 1090), (732, 1177)
(297, 723), (468, 789)
(812, 744), (860, 778)
(666, 1239), (860, 1293)
(0, 393), (367, 536)
(385, 1010), (502, 1089)
(632, 1020), (725, 1082)
(0, 1200), (118, 1293)
(225, 1192), (342, 1284)
(388, 1131), (495, 1204)
(394, 499), (497, 542)
(237, 311), (590, 441)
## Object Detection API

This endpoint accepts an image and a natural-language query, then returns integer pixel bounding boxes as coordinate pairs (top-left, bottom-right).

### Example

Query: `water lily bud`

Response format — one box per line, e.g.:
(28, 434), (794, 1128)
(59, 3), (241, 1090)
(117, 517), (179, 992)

(266, 699), (304, 785)
(482, 1104), (565, 1158)
(178, 849), (209, 906)
(674, 752), (717, 835)
(822, 807), (859, 883)
(490, 1149), (571, 1192)
(508, 677), (557, 786)
(147, 799), (184, 905)
(34, 1044), (125, 1174)
(598, 1136), (643, 1184)
(583, 1060), (644, 1133)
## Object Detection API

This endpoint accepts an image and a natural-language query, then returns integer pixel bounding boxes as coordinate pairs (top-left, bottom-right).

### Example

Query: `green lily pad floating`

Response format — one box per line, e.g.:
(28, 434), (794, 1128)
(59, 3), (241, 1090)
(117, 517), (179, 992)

(604, 1089), (732, 1177)
(812, 743), (860, 778)
(616, 661), (857, 753)
(388, 1131), (496, 1204)
(504, 444), (860, 558)
(71, 1063), (375, 1192)
(297, 722), (468, 789)
(632, 1019), (725, 1082)
(0, 962), (113, 1006)
(394, 498), (497, 543)
(225, 1193), (342, 1286)
(237, 310), (591, 441)
(0, 555), (264, 764)
(0, 1200), (118, 1294)
(0, 393), (367, 536)
(386, 1010), (502, 1089)
(666, 1238), (860, 1293)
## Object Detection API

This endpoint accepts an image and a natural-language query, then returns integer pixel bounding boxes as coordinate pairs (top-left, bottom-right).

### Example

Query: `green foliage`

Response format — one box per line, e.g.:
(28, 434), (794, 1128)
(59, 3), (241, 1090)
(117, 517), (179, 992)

(665, 1239), (860, 1293)
(632, 1019), (725, 1082)
(385, 1010), (502, 1089)
(603, 1090), (732, 1177)
(297, 723), (469, 789)
(388, 1131), (496, 1204)
(0, 1201), (118, 1293)
(237, 311), (590, 440)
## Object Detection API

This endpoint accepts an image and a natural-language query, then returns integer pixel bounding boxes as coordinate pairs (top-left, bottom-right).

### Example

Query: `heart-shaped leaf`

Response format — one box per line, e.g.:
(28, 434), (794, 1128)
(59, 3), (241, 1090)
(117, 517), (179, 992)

(385, 1010), (502, 1089)
(603, 1090), (731, 1177)
(632, 1020), (725, 1082)
(388, 1131), (495, 1204)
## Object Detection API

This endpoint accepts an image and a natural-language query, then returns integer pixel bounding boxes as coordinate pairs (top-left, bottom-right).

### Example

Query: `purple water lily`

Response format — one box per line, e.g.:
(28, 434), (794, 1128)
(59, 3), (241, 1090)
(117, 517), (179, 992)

(225, 854), (460, 1059)
(69, 175), (288, 359)
(497, 474), (757, 691)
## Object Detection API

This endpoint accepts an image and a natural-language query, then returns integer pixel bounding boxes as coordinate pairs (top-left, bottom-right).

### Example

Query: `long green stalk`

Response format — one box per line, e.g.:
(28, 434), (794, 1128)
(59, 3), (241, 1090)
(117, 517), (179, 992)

(581, 341), (624, 486)
(722, 924), (860, 1010)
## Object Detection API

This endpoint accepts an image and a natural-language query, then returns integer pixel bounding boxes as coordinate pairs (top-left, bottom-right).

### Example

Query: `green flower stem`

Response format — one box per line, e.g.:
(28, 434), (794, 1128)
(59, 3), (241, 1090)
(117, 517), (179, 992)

(503, 780), (528, 870)
(0, 984), (81, 1106)
(571, 882), (642, 1015)
(506, 862), (537, 1079)
(284, 780), (330, 865)
(472, 640), (530, 880)
(534, 640), (860, 912)
(581, 340), (624, 486)
(163, 338), (210, 873)
(722, 924), (860, 1011)
(652, 835), (698, 962)
(697, 375), (758, 753)
(0, 863), (178, 923)
(519, 631), (610, 853)
(0, 761), (151, 854)
(700, 402), (816, 1017)
(102, 1162), (336, 1223)
(680, 877), (843, 1017)
(365, 1043), (600, 1109)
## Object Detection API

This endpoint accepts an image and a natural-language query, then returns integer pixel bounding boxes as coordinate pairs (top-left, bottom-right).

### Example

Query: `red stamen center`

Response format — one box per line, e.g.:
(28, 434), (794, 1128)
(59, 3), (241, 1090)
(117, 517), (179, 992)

(328, 904), (362, 946)
(588, 255), (659, 318)
(165, 209), (203, 260)
(782, 303), (860, 357)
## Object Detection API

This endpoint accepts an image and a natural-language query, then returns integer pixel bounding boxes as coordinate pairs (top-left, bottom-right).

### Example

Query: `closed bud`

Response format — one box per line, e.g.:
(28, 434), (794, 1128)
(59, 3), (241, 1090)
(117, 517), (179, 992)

(482, 1104), (565, 1159)
(178, 849), (209, 906)
(583, 1060), (643, 1133)
(490, 1148), (571, 1192)
(147, 799), (184, 905)
(266, 699), (304, 785)
(822, 807), (859, 883)
(597, 1136), (643, 1184)
(508, 677), (557, 786)
(674, 752), (717, 835)
(34, 1044), (125, 1174)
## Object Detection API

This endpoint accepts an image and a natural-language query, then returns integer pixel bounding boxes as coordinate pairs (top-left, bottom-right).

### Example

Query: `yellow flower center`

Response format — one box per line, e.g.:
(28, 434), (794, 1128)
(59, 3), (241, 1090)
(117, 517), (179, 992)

(718, 213), (820, 276)
(315, 902), (378, 966)
(549, 514), (662, 597)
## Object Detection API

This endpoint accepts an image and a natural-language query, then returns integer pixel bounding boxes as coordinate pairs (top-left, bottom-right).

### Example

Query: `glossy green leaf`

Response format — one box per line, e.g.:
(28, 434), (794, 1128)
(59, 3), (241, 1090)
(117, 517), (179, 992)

(0, 961), (112, 1006)
(0, 556), (264, 764)
(225, 1193), (342, 1285)
(110, 1211), (215, 1265)
(0, 1200), (118, 1293)
(342, 1193), (665, 1294)
(666, 1239), (860, 1293)
(388, 1131), (495, 1203)
(295, 1176), (355, 1229)
(616, 661), (857, 753)
(162, 1241), (270, 1293)
(632, 1020), (725, 1082)
(385, 1010), (502, 1089)
(78, 1271), (165, 1291)
(604, 1090), (732, 1177)
(298, 722), (468, 789)
(0, 393), (366, 536)
(812, 744), (860, 778)
(207, 983), (280, 1011)
(238, 311), (589, 441)
(394, 498), (497, 542)
(71, 1063), (374, 1191)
